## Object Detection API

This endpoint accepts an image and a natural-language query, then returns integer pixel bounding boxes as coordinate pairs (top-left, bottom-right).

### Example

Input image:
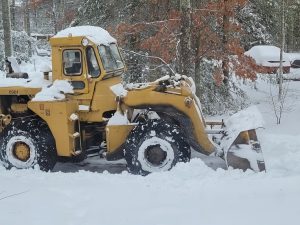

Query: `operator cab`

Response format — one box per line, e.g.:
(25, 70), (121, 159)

(50, 26), (125, 93)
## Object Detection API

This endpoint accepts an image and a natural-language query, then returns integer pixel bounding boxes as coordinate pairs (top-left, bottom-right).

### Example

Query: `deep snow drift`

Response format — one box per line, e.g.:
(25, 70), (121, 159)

(0, 58), (300, 225)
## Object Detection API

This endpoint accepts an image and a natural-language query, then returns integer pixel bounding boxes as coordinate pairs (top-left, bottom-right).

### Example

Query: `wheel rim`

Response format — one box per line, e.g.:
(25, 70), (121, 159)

(6, 136), (36, 169)
(138, 136), (175, 172)
(144, 145), (167, 166)
(13, 142), (30, 162)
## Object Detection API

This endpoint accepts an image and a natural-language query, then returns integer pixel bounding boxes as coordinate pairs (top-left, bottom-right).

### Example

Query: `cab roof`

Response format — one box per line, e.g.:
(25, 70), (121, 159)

(53, 25), (116, 46)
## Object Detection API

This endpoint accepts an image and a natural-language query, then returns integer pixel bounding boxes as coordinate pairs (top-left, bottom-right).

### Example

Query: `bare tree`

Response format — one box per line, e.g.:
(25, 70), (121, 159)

(269, 79), (292, 124)
(1, 0), (13, 58)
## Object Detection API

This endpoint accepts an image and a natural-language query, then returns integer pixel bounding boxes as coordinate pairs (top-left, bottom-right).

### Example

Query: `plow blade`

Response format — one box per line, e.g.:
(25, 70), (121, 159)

(220, 106), (266, 172)
(225, 130), (266, 172)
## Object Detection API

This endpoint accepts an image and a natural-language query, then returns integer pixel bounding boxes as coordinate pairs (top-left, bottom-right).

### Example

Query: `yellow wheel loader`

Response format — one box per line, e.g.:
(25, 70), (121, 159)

(0, 26), (265, 174)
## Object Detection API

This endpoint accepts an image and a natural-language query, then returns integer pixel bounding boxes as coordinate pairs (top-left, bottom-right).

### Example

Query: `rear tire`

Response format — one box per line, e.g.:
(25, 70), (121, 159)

(124, 120), (190, 175)
(0, 118), (57, 171)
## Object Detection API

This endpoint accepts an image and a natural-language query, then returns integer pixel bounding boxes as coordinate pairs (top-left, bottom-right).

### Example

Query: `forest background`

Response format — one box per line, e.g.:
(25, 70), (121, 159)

(0, 0), (299, 114)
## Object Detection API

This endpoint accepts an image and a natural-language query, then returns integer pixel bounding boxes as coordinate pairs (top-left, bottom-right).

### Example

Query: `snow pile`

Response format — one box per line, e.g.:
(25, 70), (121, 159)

(1, 156), (300, 225)
(7, 56), (21, 73)
(224, 105), (264, 133)
(288, 52), (300, 61)
(0, 76), (50, 88)
(32, 80), (74, 101)
(288, 68), (300, 80)
(245, 45), (291, 67)
(0, 53), (52, 88)
(54, 26), (116, 46)
(126, 82), (149, 90)
(107, 111), (129, 126)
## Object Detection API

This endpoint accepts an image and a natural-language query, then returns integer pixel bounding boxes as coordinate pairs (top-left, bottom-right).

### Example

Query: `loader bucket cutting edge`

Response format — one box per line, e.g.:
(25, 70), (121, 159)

(225, 130), (266, 172)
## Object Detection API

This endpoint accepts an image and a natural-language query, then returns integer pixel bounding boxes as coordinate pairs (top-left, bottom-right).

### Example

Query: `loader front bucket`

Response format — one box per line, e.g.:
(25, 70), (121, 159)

(220, 106), (266, 172)
(225, 130), (266, 172)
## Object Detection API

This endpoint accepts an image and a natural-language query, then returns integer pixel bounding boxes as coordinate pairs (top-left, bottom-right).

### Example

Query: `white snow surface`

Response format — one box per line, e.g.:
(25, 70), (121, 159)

(1, 63), (300, 224)
(78, 105), (90, 111)
(107, 111), (129, 126)
(32, 80), (74, 101)
(0, 54), (52, 88)
(54, 26), (116, 46)
(288, 52), (300, 61)
(245, 45), (291, 67)
(110, 83), (128, 97)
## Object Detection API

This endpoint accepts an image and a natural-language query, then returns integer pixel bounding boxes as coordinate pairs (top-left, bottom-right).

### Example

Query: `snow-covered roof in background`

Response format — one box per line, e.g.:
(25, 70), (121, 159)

(54, 26), (116, 45)
(245, 45), (291, 67)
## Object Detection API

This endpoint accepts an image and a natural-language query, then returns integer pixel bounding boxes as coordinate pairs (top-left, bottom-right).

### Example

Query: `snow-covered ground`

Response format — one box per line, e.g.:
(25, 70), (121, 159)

(0, 55), (51, 88)
(1, 59), (300, 225)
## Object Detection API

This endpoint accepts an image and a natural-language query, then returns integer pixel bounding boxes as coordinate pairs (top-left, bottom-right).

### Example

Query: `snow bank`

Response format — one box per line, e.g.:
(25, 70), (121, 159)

(245, 45), (291, 67)
(224, 105), (264, 133)
(288, 52), (300, 61)
(0, 156), (300, 225)
(54, 26), (116, 45)
(32, 80), (74, 101)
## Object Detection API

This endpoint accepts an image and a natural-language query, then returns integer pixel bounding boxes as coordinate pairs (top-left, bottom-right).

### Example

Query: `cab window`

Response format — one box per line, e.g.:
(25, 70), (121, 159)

(98, 43), (124, 72)
(86, 46), (100, 77)
(63, 50), (82, 76)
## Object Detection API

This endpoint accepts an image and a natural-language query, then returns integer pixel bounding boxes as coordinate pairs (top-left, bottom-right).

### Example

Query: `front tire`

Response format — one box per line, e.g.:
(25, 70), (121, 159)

(124, 120), (190, 175)
(0, 118), (57, 171)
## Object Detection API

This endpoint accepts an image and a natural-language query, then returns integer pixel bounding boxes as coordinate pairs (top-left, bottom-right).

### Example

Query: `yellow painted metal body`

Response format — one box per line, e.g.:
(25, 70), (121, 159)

(28, 100), (79, 156)
(0, 32), (216, 159)
(122, 85), (216, 154)
(0, 87), (40, 96)
(106, 124), (136, 154)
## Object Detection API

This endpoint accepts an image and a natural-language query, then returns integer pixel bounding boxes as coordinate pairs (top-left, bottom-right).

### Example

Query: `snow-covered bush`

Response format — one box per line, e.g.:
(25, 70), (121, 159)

(197, 59), (248, 115)
(0, 30), (35, 69)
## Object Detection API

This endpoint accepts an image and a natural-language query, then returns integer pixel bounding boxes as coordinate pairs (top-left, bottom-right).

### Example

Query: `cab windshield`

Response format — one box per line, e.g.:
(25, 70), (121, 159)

(98, 43), (124, 72)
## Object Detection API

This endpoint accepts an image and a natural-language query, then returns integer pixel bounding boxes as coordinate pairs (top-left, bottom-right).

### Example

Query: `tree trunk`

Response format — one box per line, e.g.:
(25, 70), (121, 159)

(2, 0), (13, 57)
(52, 0), (58, 33)
(10, 0), (16, 30)
(279, 0), (285, 100)
(24, 0), (32, 57)
(24, 0), (31, 36)
(179, 0), (195, 80)
(222, 0), (230, 85)
(60, 0), (65, 30)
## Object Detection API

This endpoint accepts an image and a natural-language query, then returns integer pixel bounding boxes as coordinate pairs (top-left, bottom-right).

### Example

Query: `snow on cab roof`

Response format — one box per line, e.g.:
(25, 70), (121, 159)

(54, 26), (116, 45)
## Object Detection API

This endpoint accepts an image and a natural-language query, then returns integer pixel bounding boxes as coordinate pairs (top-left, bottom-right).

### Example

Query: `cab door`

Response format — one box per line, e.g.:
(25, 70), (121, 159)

(62, 48), (89, 94)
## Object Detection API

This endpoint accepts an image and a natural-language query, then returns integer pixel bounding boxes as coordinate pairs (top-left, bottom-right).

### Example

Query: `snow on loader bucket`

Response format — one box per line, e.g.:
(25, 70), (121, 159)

(218, 106), (266, 172)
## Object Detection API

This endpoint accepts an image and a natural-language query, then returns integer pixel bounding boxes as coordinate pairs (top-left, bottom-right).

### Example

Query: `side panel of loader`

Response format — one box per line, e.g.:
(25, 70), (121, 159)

(28, 100), (79, 157)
